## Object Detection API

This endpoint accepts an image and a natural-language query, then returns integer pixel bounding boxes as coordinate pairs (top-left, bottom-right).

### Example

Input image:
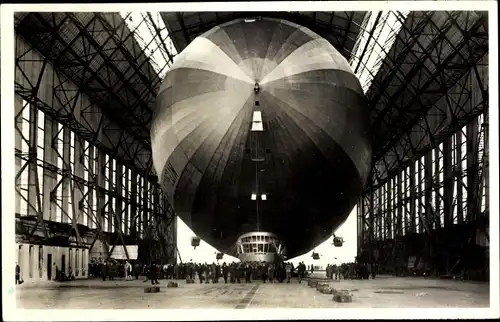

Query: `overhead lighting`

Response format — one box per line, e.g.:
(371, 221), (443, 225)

(261, 194), (267, 201)
(251, 193), (257, 200)
(245, 18), (256, 23)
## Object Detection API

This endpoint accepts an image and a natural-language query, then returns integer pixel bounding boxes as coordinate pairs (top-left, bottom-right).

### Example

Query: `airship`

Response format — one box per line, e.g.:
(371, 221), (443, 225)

(151, 17), (371, 262)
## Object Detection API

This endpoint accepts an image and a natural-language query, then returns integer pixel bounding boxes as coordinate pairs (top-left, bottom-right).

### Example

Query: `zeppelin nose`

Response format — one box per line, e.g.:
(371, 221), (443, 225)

(254, 82), (260, 94)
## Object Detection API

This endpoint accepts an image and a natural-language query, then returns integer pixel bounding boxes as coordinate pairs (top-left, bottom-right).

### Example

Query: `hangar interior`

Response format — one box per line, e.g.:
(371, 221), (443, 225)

(12, 11), (489, 283)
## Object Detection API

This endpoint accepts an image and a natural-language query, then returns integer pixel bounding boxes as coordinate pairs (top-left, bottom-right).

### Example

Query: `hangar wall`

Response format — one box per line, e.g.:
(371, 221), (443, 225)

(14, 34), (177, 283)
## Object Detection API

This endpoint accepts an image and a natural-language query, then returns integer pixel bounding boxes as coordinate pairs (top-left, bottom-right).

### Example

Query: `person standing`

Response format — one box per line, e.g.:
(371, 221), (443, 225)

(150, 262), (159, 285)
(101, 262), (108, 281)
(124, 261), (130, 281)
(245, 264), (252, 283)
(297, 262), (305, 283)
(15, 263), (21, 285)
(222, 263), (228, 283)
(285, 263), (292, 283)
(261, 263), (267, 283)
(174, 264), (179, 280)
(268, 264), (274, 283)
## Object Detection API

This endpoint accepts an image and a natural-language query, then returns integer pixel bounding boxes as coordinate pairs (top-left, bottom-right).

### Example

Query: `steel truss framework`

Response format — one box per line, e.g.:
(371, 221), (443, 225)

(160, 11), (367, 61)
(357, 11), (489, 279)
(14, 12), (178, 265)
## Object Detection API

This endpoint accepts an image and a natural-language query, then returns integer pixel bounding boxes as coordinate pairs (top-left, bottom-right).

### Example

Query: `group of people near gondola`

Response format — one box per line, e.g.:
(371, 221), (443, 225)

(87, 259), (315, 284)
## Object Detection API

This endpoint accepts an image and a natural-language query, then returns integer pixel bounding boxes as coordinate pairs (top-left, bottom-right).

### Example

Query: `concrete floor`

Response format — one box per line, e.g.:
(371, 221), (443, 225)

(15, 276), (489, 309)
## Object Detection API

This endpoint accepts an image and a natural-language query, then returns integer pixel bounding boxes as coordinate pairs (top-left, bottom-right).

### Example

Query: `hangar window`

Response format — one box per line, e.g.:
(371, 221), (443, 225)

(29, 245), (33, 278)
(120, 12), (178, 79)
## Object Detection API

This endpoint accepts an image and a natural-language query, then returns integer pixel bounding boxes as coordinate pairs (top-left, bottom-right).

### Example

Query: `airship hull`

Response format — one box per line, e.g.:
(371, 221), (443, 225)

(152, 18), (371, 259)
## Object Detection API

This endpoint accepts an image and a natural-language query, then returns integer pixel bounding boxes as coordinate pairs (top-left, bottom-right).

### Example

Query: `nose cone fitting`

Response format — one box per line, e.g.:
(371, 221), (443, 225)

(254, 82), (260, 94)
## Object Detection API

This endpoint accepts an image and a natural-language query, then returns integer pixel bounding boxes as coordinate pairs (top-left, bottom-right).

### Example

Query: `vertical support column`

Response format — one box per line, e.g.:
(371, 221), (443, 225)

(130, 169), (137, 236)
(97, 150), (106, 234)
(27, 102), (40, 217)
(74, 136), (84, 226)
(456, 130), (464, 224)
(88, 144), (96, 229)
(386, 179), (392, 239)
(466, 119), (478, 223)
(377, 188), (382, 240)
(409, 162), (416, 234)
(115, 163), (123, 234)
(153, 182), (162, 262)
(424, 151), (433, 262)
(483, 112), (489, 215)
(424, 151), (433, 229)
(61, 127), (70, 224)
(434, 148), (441, 228)
(108, 158), (115, 232)
(123, 168), (129, 235)
(369, 188), (375, 262)
(42, 114), (55, 221)
(443, 137), (453, 227)
(49, 121), (59, 221)
(168, 202), (177, 265)
(14, 96), (23, 216)
(357, 196), (364, 257)
(396, 173), (402, 237)
(143, 177), (149, 254)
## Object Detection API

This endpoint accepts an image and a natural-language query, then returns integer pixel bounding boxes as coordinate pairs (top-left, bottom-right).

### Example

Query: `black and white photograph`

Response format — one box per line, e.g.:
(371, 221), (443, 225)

(1, 1), (498, 320)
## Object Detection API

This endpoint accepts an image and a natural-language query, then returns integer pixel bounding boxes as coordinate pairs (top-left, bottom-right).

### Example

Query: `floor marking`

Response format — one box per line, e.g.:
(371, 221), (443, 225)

(234, 284), (260, 309)
(245, 284), (260, 309)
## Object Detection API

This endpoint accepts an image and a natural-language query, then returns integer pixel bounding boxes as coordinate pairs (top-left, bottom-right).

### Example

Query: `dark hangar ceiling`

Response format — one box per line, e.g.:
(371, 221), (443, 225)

(160, 12), (368, 61)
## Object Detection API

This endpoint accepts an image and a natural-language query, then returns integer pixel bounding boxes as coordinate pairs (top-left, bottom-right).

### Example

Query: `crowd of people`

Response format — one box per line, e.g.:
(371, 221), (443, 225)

(325, 262), (375, 280)
(88, 259), (314, 285)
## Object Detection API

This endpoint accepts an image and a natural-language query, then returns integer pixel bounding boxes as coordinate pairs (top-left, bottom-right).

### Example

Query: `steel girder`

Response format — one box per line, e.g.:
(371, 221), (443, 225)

(15, 14), (154, 179)
(14, 12), (179, 174)
(161, 11), (367, 61)
(367, 11), (488, 188)
(358, 11), (489, 278)
(14, 23), (177, 264)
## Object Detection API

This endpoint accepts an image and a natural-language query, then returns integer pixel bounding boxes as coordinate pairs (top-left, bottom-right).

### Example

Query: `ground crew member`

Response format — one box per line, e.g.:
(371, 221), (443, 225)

(268, 264), (274, 283)
(285, 263), (292, 283)
(237, 263), (244, 283)
(222, 263), (229, 283)
(204, 264), (210, 284)
(134, 263), (140, 280)
(245, 264), (252, 283)
(15, 263), (21, 285)
(101, 262), (108, 281)
(150, 262), (159, 285)
(298, 262), (305, 283)
(197, 265), (204, 284)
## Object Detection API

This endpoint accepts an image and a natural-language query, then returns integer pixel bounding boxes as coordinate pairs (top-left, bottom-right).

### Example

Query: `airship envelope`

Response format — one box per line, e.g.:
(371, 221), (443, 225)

(151, 17), (371, 258)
